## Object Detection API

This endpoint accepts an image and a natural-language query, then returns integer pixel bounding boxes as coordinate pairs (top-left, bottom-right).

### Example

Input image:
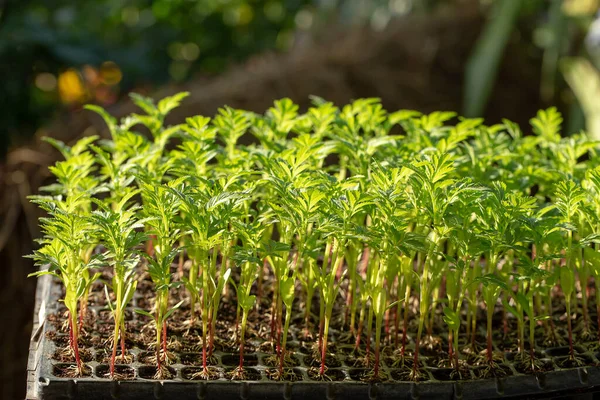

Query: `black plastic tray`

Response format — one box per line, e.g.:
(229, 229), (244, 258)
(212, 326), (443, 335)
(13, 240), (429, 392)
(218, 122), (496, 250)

(27, 274), (600, 399)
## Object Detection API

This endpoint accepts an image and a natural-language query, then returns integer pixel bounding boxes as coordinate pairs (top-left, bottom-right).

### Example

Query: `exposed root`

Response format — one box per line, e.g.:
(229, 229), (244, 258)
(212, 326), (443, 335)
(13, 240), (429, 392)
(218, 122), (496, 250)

(56, 345), (74, 360)
(476, 361), (507, 379)
(514, 353), (545, 373)
(353, 352), (375, 368)
(228, 366), (247, 380)
(191, 367), (219, 380)
(307, 366), (333, 381)
(362, 368), (389, 382)
(145, 348), (177, 366)
(264, 352), (296, 368)
(404, 367), (423, 382)
(103, 370), (133, 380)
(476, 349), (504, 365)
(58, 364), (91, 378)
(391, 350), (418, 368)
(266, 367), (298, 381)
(153, 364), (174, 380)
(559, 355), (584, 368)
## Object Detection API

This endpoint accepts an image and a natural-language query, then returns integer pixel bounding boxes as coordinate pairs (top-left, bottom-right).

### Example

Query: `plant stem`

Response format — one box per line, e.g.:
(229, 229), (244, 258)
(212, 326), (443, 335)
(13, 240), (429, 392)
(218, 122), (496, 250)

(279, 305), (292, 375)
(566, 296), (575, 360)
(162, 321), (168, 357)
(319, 314), (330, 375)
(239, 310), (248, 371)
(304, 260), (313, 337)
(365, 305), (373, 367)
(355, 302), (365, 350)
(70, 310), (83, 375)
(529, 296), (535, 370)
(486, 303), (494, 364)
(401, 284), (411, 357)
(110, 315), (119, 377)
(374, 311), (383, 378)
(120, 321), (126, 362)
(189, 260), (198, 323)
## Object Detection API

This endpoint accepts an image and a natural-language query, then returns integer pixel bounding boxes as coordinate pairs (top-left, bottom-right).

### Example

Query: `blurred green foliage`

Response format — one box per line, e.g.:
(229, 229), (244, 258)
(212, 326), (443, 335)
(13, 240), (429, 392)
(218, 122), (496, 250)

(464, 0), (600, 129)
(1, 0), (599, 158)
(0, 0), (312, 157)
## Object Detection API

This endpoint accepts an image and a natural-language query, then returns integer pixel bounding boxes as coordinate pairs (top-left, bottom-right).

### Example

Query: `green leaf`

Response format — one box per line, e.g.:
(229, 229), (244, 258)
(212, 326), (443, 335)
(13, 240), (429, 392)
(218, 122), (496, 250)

(238, 291), (256, 311)
(443, 307), (460, 330)
(134, 309), (155, 319)
(280, 276), (295, 308)
(530, 107), (563, 142)
(158, 92), (190, 116)
(560, 266), (575, 298)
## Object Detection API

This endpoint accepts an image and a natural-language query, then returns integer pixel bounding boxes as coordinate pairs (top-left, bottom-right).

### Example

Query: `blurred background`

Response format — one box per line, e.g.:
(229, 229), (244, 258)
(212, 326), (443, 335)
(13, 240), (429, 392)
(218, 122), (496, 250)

(1, 0), (599, 398)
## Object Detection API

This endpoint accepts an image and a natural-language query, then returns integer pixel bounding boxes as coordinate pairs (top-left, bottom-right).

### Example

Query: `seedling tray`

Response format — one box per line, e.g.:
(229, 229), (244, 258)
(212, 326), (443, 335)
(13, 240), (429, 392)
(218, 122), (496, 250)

(25, 273), (600, 400)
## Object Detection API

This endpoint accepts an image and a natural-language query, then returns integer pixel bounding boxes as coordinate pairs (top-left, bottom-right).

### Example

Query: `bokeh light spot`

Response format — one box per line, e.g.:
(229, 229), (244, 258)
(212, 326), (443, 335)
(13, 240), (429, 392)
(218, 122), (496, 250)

(100, 61), (123, 86)
(58, 69), (86, 104)
(35, 73), (57, 92)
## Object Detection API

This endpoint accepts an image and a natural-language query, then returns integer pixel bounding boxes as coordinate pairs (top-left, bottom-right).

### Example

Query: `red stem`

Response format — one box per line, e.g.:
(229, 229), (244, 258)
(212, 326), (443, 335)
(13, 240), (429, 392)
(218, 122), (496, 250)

(110, 333), (117, 377)
(70, 312), (82, 373)
(239, 339), (245, 370)
(319, 334), (327, 375)
(412, 334), (420, 373)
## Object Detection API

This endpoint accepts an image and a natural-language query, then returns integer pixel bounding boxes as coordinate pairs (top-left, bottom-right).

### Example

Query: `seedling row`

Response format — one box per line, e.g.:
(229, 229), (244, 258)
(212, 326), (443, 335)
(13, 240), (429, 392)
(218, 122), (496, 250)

(29, 93), (600, 383)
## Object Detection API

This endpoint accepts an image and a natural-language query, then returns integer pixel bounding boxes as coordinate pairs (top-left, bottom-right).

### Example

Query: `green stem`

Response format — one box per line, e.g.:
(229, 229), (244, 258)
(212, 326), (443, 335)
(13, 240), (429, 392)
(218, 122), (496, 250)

(279, 306), (292, 375)
(239, 310), (248, 370)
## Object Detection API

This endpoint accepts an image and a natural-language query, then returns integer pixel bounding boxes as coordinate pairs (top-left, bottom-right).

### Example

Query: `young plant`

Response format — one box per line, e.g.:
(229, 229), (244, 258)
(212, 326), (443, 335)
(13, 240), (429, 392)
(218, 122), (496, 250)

(137, 181), (183, 378)
(90, 190), (146, 378)
(29, 196), (100, 376)
(404, 151), (465, 380)
(316, 188), (372, 378)
(554, 178), (587, 362)
(41, 136), (101, 329)
(229, 219), (264, 379)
